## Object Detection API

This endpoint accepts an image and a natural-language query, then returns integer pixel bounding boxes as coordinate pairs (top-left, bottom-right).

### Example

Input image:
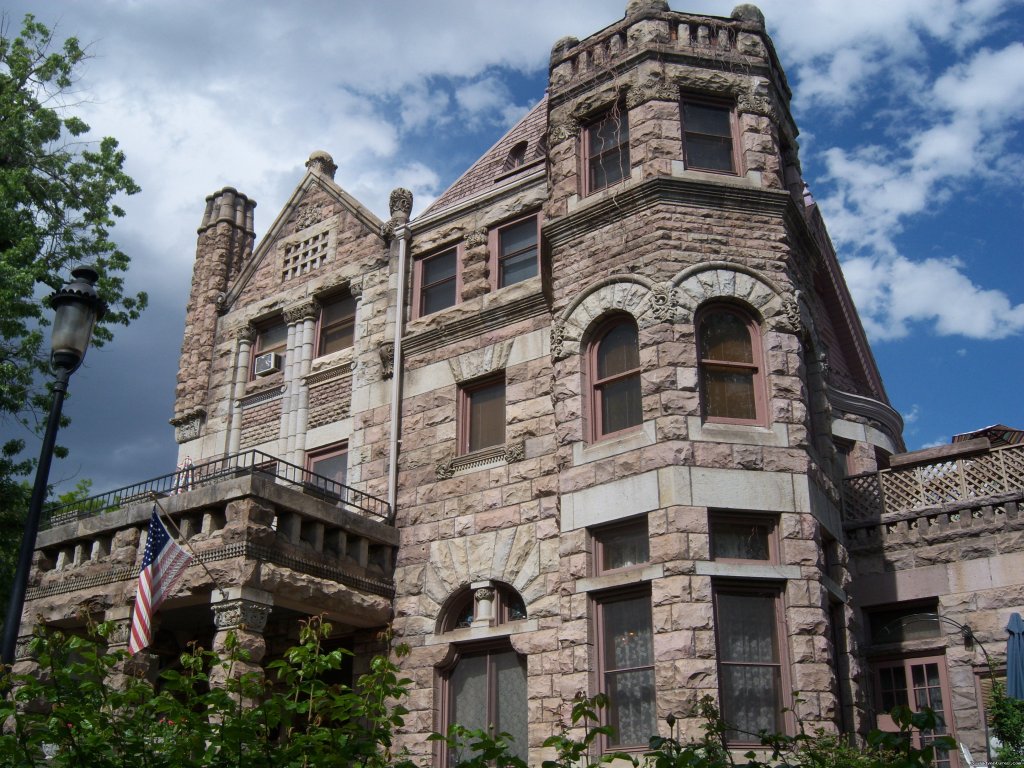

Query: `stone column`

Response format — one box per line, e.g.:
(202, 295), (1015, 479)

(209, 590), (273, 693)
(228, 325), (256, 455)
(282, 300), (319, 463)
(104, 610), (159, 687)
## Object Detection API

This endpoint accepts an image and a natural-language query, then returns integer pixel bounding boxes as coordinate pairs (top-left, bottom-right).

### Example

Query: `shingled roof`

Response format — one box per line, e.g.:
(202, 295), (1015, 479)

(420, 95), (548, 217)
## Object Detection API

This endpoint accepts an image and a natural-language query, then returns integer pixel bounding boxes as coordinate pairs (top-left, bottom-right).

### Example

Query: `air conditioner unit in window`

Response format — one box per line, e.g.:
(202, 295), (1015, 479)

(253, 352), (281, 376)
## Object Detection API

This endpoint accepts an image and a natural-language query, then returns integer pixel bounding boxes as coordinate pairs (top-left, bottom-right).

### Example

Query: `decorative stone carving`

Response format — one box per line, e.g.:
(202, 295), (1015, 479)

(550, 323), (566, 360)
(236, 324), (257, 344)
(170, 408), (206, 444)
(625, 83), (677, 109)
(348, 279), (363, 299)
(738, 89), (777, 120)
(465, 229), (488, 248)
(649, 283), (677, 322)
(448, 340), (514, 383)
(771, 297), (801, 334)
(15, 635), (34, 661)
(435, 457), (456, 480)
(474, 587), (495, 602)
(305, 150), (337, 179)
(216, 292), (228, 312)
(389, 187), (413, 217)
(295, 203), (327, 230)
(106, 620), (132, 647)
(549, 117), (580, 144)
(284, 299), (320, 324)
(380, 219), (396, 241)
(505, 439), (526, 463)
(378, 341), (395, 379)
(212, 598), (272, 632)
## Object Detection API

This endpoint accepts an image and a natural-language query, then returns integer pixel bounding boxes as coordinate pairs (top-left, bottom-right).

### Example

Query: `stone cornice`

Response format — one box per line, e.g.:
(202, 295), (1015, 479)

(827, 387), (904, 445)
(403, 290), (550, 358)
(409, 167), (546, 233)
(544, 175), (790, 247)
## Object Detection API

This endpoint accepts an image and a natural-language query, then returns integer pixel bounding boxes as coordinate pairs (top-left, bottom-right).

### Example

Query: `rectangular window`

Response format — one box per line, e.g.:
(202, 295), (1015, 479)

(596, 589), (656, 749)
(873, 655), (954, 768)
(491, 214), (539, 289)
(594, 517), (649, 573)
(317, 294), (356, 356)
(710, 514), (777, 563)
(459, 377), (506, 454)
(414, 246), (459, 318)
(585, 108), (630, 194)
(713, 585), (788, 743)
(866, 602), (940, 646)
(681, 97), (737, 174)
(306, 444), (348, 497)
(251, 319), (288, 379)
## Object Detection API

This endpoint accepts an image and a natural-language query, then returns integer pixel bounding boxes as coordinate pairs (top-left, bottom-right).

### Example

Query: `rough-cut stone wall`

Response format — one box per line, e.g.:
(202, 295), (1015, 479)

(240, 400), (281, 449)
(309, 376), (352, 429)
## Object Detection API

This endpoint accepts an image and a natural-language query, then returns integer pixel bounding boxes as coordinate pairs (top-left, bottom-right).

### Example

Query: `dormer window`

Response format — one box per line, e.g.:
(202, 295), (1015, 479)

(504, 140), (528, 170)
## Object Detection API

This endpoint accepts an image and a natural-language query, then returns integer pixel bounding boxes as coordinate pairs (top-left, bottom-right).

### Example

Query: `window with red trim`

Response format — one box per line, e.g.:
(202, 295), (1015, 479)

(584, 107), (630, 194)
(316, 293), (355, 356)
(250, 319), (287, 380)
(873, 655), (955, 768)
(490, 214), (539, 289)
(697, 305), (764, 424)
(681, 96), (738, 174)
(414, 246), (459, 317)
(458, 376), (506, 454)
(589, 316), (642, 440)
(306, 443), (348, 497)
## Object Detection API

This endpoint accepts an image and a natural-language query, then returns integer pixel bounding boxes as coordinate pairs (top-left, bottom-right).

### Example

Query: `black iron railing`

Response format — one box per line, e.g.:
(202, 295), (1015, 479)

(43, 450), (391, 529)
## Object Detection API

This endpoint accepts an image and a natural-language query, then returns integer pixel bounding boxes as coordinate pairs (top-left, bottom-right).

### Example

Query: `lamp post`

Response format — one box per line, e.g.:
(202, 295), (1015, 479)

(1, 266), (107, 667)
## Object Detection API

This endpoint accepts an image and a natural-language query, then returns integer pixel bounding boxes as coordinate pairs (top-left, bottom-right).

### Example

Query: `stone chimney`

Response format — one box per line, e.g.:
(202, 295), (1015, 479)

(173, 187), (256, 430)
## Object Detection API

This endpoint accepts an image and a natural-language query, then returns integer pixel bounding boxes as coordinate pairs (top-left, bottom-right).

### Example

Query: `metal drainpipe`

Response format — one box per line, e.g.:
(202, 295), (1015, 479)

(387, 225), (409, 514)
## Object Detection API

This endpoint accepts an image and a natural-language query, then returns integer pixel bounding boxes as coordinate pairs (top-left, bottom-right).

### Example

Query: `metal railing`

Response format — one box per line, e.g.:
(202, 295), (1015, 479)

(43, 450), (392, 529)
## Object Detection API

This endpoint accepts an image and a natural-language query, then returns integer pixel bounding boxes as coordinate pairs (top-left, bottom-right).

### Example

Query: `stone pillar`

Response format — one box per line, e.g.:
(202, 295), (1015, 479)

(209, 590), (273, 691)
(282, 299), (319, 463)
(228, 325), (256, 455)
(104, 610), (160, 687)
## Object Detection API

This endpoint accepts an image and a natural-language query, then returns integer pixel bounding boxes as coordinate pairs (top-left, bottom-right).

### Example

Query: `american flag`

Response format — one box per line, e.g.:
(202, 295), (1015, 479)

(129, 507), (193, 654)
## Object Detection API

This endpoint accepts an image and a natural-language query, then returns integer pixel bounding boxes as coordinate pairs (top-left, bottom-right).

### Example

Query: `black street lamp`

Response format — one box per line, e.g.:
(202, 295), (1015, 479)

(1, 266), (107, 667)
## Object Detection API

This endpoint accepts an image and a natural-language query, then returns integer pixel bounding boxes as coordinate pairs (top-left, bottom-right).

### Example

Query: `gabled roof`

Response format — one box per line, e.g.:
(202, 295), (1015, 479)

(420, 95), (548, 217)
(221, 160), (384, 311)
(952, 424), (1024, 447)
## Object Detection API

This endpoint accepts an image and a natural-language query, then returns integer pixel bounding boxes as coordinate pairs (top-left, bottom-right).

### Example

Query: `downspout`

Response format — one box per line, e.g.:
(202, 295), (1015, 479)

(387, 224), (410, 514)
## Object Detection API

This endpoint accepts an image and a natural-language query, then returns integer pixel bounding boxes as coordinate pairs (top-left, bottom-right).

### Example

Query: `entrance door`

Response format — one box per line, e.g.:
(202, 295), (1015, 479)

(875, 655), (955, 768)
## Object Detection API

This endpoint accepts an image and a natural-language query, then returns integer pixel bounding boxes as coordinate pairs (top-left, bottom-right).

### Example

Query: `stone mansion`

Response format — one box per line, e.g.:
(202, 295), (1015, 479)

(20, 2), (1024, 767)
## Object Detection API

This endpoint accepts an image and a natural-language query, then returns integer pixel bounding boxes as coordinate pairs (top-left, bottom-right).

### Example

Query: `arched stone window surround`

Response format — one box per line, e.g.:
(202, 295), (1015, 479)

(696, 301), (767, 426)
(670, 262), (793, 331)
(552, 275), (659, 360)
(585, 313), (643, 441)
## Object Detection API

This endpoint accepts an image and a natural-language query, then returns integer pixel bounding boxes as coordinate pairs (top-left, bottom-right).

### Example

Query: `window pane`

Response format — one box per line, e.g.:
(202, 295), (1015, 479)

(684, 103), (732, 136)
(501, 249), (538, 286)
(500, 218), (537, 258)
(588, 114), (630, 191)
(867, 605), (941, 645)
(687, 135), (735, 172)
(597, 324), (640, 379)
(424, 250), (457, 284)
(603, 595), (653, 669)
(701, 312), (753, 362)
(717, 593), (777, 664)
(494, 651), (528, 761)
(606, 667), (657, 746)
(879, 666), (909, 712)
(422, 280), (457, 314)
(704, 369), (756, 420)
(451, 654), (488, 735)
(589, 115), (628, 148)
(468, 381), (505, 452)
(319, 296), (356, 355)
(259, 323), (288, 354)
(711, 520), (770, 561)
(311, 452), (347, 486)
(600, 374), (642, 434)
(720, 664), (781, 738)
(320, 322), (354, 354)
(601, 524), (650, 571)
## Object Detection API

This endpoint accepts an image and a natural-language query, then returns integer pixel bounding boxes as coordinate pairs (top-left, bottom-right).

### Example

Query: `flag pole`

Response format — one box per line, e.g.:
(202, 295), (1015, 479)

(148, 493), (229, 601)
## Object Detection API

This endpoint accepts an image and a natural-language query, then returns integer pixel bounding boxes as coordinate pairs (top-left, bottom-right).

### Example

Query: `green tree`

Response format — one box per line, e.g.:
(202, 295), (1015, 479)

(0, 14), (146, 622)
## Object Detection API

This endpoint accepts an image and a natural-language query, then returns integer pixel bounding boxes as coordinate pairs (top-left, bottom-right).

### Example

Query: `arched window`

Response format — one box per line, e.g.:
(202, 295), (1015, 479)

(438, 584), (528, 764)
(504, 140), (528, 170)
(697, 305), (764, 424)
(589, 316), (642, 439)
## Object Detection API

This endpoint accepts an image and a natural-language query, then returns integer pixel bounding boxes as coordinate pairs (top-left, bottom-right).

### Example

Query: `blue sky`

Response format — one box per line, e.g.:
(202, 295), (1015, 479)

(3, 0), (1023, 493)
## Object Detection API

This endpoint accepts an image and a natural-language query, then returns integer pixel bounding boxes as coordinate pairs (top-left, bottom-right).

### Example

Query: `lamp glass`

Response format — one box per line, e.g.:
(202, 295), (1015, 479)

(50, 299), (98, 367)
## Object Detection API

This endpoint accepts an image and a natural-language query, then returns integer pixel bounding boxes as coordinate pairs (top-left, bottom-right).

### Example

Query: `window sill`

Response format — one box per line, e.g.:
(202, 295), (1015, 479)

(695, 561), (799, 580)
(574, 421), (655, 465)
(424, 618), (539, 645)
(575, 564), (663, 594)
(436, 441), (525, 479)
(687, 417), (787, 447)
(670, 161), (762, 187)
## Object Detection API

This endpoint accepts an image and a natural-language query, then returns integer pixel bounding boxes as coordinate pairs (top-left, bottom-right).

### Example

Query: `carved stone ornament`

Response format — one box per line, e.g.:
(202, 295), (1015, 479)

(305, 150), (337, 179)
(504, 439), (526, 463)
(212, 599), (272, 633)
(170, 408), (206, 444)
(550, 323), (567, 360)
(474, 587), (496, 603)
(295, 203), (326, 230)
(771, 298), (801, 334)
(284, 299), (320, 324)
(348, 279), (364, 299)
(435, 457), (456, 480)
(549, 117), (580, 144)
(649, 283), (677, 322)
(236, 324), (257, 344)
(106, 619), (132, 647)
(466, 228), (488, 248)
(389, 187), (414, 217)
(378, 341), (395, 379)
(738, 89), (777, 120)
(15, 635), (34, 661)
(216, 292), (228, 312)
(625, 83), (677, 109)
(380, 218), (396, 242)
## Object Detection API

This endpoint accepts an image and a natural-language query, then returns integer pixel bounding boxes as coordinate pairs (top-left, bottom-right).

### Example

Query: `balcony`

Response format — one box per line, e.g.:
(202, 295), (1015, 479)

(26, 451), (396, 634)
(842, 441), (1024, 552)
